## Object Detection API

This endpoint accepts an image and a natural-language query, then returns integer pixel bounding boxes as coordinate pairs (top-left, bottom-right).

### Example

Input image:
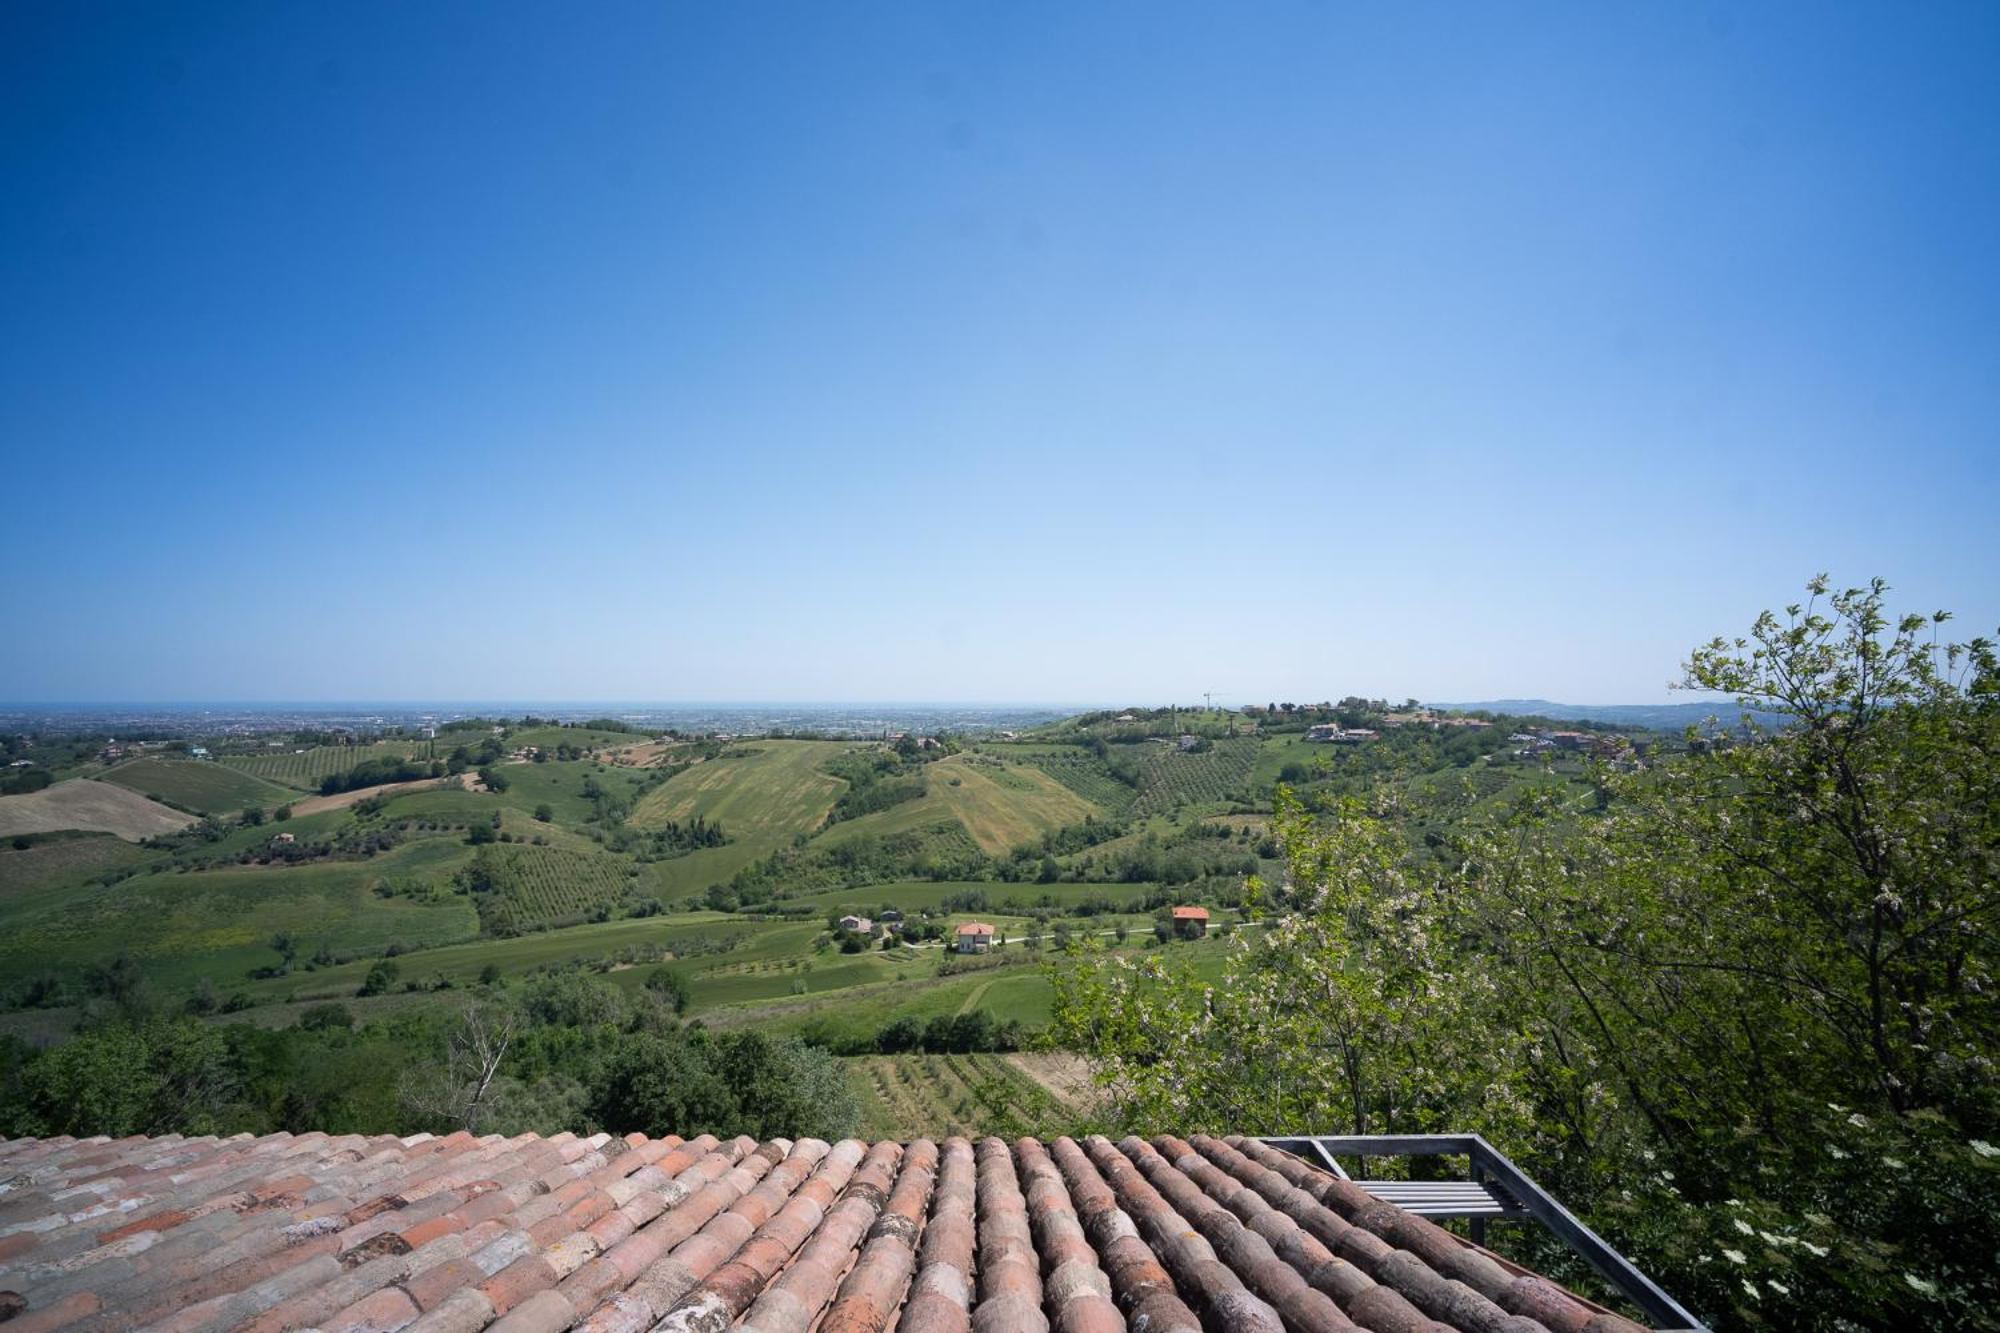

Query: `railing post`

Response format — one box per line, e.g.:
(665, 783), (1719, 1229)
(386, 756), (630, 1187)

(1469, 1158), (1487, 1247)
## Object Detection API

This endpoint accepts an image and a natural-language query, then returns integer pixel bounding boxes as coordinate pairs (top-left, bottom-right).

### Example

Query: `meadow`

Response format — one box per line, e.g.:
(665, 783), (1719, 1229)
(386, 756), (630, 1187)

(0, 779), (193, 840)
(0, 834), (480, 992)
(813, 754), (1101, 854)
(217, 739), (438, 790)
(846, 1052), (1075, 1138)
(1128, 736), (1263, 815)
(101, 756), (296, 814)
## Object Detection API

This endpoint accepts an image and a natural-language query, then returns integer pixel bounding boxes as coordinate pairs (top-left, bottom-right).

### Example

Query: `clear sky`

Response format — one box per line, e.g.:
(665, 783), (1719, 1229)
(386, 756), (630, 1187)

(3, 2), (1996, 705)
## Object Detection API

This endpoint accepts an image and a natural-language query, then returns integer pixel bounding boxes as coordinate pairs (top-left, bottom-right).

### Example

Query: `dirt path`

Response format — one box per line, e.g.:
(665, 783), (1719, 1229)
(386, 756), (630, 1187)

(285, 772), (473, 818)
(954, 980), (994, 1016)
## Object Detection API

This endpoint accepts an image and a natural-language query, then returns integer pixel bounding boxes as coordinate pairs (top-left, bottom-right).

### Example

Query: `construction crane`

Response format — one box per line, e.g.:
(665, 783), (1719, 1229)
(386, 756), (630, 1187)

(1202, 691), (1239, 735)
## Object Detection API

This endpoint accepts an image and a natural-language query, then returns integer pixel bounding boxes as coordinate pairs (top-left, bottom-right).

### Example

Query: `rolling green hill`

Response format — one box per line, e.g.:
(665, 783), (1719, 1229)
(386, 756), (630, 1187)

(0, 779), (195, 840)
(630, 740), (851, 896)
(1128, 736), (1262, 815)
(101, 757), (296, 814)
(0, 834), (480, 990)
(0, 705), (1622, 1058)
(218, 741), (437, 791)
(630, 740), (849, 836)
(815, 755), (1102, 855)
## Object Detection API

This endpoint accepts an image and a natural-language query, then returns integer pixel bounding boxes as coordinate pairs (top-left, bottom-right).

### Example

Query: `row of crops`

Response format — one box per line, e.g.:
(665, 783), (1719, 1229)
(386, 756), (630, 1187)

(1013, 750), (1139, 814)
(1130, 737), (1262, 816)
(218, 740), (437, 790)
(847, 1052), (1067, 1139)
(470, 843), (642, 935)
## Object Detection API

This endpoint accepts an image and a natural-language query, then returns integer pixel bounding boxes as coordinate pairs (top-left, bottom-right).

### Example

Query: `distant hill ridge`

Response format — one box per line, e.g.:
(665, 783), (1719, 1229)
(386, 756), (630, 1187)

(1431, 698), (1771, 731)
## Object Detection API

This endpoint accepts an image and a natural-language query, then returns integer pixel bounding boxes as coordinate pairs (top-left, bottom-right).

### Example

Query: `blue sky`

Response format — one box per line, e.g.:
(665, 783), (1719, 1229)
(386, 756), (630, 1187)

(3, 2), (1996, 704)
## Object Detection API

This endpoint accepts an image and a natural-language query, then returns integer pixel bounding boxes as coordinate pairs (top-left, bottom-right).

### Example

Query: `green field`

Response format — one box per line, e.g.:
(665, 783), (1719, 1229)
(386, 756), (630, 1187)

(473, 843), (641, 933)
(0, 835), (480, 991)
(846, 1052), (1073, 1138)
(484, 760), (653, 824)
(506, 725), (654, 752)
(218, 740), (437, 790)
(770, 878), (1156, 917)
(631, 740), (849, 836)
(101, 758), (296, 814)
(1130, 736), (1263, 815)
(815, 754), (1102, 854)
(1002, 746), (1140, 814)
(0, 833), (153, 897)
(630, 741), (851, 896)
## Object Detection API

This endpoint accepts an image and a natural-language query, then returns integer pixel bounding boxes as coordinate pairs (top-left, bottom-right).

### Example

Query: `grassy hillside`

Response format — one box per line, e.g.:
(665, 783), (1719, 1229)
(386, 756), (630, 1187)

(998, 746), (1140, 814)
(0, 779), (195, 840)
(0, 705), (1618, 1058)
(489, 760), (652, 824)
(630, 740), (848, 836)
(470, 843), (645, 934)
(846, 1052), (1073, 1139)
(0, 833), (153, 897)
(815, 755), (1101, 855)
(217, 740), (438, 791)
(101, 758), (296, 814)
(630, 741), (850, 896)
(1129, 736), (1263, 815)
(0, 835), (480, 990)
(506, 725), (652, 752)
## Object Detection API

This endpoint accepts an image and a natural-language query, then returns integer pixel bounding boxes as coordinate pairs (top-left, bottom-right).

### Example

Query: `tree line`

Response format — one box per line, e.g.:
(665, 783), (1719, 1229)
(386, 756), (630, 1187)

(0, 967), (856, 1145)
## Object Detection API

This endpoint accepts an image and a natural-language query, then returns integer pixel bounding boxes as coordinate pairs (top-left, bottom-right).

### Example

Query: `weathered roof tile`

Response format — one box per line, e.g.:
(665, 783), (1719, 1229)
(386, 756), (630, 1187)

(0, 1129), (1667, 1331)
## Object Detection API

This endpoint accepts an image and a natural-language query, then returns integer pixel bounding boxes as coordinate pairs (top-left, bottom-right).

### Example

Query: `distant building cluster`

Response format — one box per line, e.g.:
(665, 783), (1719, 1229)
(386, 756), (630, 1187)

(1510, 729), (1630, 759)
(1304, 724), (1379, 744)
(1379, 711), (1492, 730)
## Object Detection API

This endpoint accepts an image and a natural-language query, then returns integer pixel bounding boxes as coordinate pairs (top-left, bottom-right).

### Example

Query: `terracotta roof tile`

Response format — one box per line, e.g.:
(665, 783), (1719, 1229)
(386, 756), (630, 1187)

(0, 1130), (1669, 1331)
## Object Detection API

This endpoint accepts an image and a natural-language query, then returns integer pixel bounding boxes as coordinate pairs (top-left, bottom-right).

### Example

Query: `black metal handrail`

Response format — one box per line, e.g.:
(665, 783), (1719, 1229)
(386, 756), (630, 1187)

(1254, 1133), (1707, 1332)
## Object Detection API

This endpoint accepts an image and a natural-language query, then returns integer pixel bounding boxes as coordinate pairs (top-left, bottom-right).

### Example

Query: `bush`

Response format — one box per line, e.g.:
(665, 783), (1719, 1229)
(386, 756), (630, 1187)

(357, 960), (400, 997)
(643, 967), (691, 1015)
(297, 1002), (354, 1032)
(0, 1020), (232, 1138)
(877, 1016), (924, 1053)
(588, 1030), (857, 1141)
(519, 972), (624, 1028)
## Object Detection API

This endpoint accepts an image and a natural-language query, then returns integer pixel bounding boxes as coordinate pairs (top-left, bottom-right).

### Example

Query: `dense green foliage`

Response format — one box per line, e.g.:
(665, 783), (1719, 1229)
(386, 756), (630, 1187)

(0, 968), (856, 1143)
(319, 755), (444, 795)
(1052, 580), (1999, 1330)
(823, 749), (931, 823)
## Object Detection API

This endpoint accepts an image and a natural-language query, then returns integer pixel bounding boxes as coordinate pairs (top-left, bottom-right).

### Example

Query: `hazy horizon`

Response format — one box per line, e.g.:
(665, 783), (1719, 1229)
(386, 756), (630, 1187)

(0, 691), (1738, 711)
(4, 2), (1996, 702)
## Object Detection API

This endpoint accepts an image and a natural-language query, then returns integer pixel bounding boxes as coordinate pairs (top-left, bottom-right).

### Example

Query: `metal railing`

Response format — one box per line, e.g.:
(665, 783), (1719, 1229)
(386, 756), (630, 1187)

(1254, 1133), (1707, 1332)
